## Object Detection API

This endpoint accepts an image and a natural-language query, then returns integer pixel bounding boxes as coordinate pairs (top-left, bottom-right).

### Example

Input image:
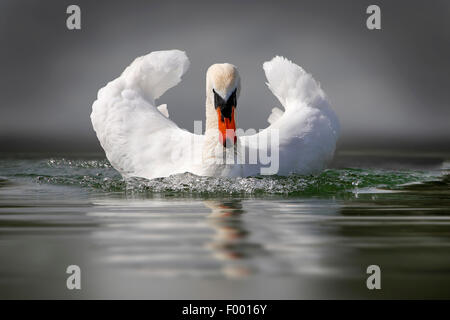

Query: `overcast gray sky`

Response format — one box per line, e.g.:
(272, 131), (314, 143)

(1, 0), (449, 152)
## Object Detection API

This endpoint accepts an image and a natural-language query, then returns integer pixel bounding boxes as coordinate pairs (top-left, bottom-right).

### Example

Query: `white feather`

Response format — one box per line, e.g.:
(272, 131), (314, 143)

(91, 50), (203, 179)
(157, 104), (169, 118)
(240, 55), (340, 175)
(267, 107), (284, 125)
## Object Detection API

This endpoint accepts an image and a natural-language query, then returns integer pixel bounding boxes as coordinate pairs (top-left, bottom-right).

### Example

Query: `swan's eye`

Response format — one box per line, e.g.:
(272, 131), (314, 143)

(213, 89), (225, 108)
(229, 89), (237, 107)
(213, 89), (236, 120)
(213, 89), (237, 108)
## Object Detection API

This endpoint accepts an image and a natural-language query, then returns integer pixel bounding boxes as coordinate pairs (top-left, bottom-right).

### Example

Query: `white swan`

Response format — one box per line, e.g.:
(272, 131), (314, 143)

(91, 50), (339, 179)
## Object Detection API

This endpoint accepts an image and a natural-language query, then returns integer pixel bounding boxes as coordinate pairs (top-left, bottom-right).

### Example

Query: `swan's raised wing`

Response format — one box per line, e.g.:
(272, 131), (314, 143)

(240, 56), (340, 176)
(91, 50), (202, 179)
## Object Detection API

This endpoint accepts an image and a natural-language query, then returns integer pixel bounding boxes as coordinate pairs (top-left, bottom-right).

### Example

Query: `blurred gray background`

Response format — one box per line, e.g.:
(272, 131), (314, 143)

(1, 0), (449, 152)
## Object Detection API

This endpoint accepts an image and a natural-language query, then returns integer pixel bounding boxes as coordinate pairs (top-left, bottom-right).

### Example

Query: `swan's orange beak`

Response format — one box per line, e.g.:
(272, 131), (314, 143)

(217, 107), (236, 147)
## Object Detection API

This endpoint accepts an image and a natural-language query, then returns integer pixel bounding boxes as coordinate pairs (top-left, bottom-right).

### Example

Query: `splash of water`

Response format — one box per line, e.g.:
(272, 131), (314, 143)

(6, 158), (436, 196)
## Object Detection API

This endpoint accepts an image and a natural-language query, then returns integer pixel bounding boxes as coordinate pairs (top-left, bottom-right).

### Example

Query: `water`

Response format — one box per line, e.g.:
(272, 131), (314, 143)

(0, 151), (449, 299)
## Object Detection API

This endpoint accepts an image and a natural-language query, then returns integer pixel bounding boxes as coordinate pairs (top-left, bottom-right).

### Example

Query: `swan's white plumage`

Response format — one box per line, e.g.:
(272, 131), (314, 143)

(157, 104), (169, 118)
(91, 50), (204, 179)
(267, 107), (284, 125)
(240, 56), (340, 175)
(91, 50), (339, 179)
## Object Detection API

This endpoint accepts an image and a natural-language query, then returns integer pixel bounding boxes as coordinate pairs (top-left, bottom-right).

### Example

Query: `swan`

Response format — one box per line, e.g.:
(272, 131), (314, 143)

(91, 50), (339, 179)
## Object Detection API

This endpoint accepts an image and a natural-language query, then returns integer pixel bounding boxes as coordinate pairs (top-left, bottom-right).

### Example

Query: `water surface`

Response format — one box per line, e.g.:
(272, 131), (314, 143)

(0, 152), (449, 299)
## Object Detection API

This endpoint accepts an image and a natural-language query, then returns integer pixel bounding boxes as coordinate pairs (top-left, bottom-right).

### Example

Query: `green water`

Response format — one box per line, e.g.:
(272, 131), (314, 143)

(0, 152), (449, 299)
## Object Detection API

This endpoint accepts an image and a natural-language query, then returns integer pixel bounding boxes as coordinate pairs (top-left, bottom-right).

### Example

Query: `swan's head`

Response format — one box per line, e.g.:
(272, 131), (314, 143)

(206, 63), (241, 147)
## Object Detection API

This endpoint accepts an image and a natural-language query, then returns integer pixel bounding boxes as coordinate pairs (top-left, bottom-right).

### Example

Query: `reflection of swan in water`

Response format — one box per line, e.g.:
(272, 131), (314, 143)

(203, 200), (267, 278)
(86, 198), (344, 283)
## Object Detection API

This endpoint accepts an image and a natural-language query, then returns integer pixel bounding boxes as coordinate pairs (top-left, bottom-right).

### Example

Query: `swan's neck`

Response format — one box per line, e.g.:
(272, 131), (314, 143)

(202, 94), (239, 175)
(203, 94), (222, 163)
(205, 94), (218, 135)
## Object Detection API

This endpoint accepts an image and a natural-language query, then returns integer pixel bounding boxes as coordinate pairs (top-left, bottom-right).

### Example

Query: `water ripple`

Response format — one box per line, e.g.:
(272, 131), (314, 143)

(0, 157), (443, 196)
